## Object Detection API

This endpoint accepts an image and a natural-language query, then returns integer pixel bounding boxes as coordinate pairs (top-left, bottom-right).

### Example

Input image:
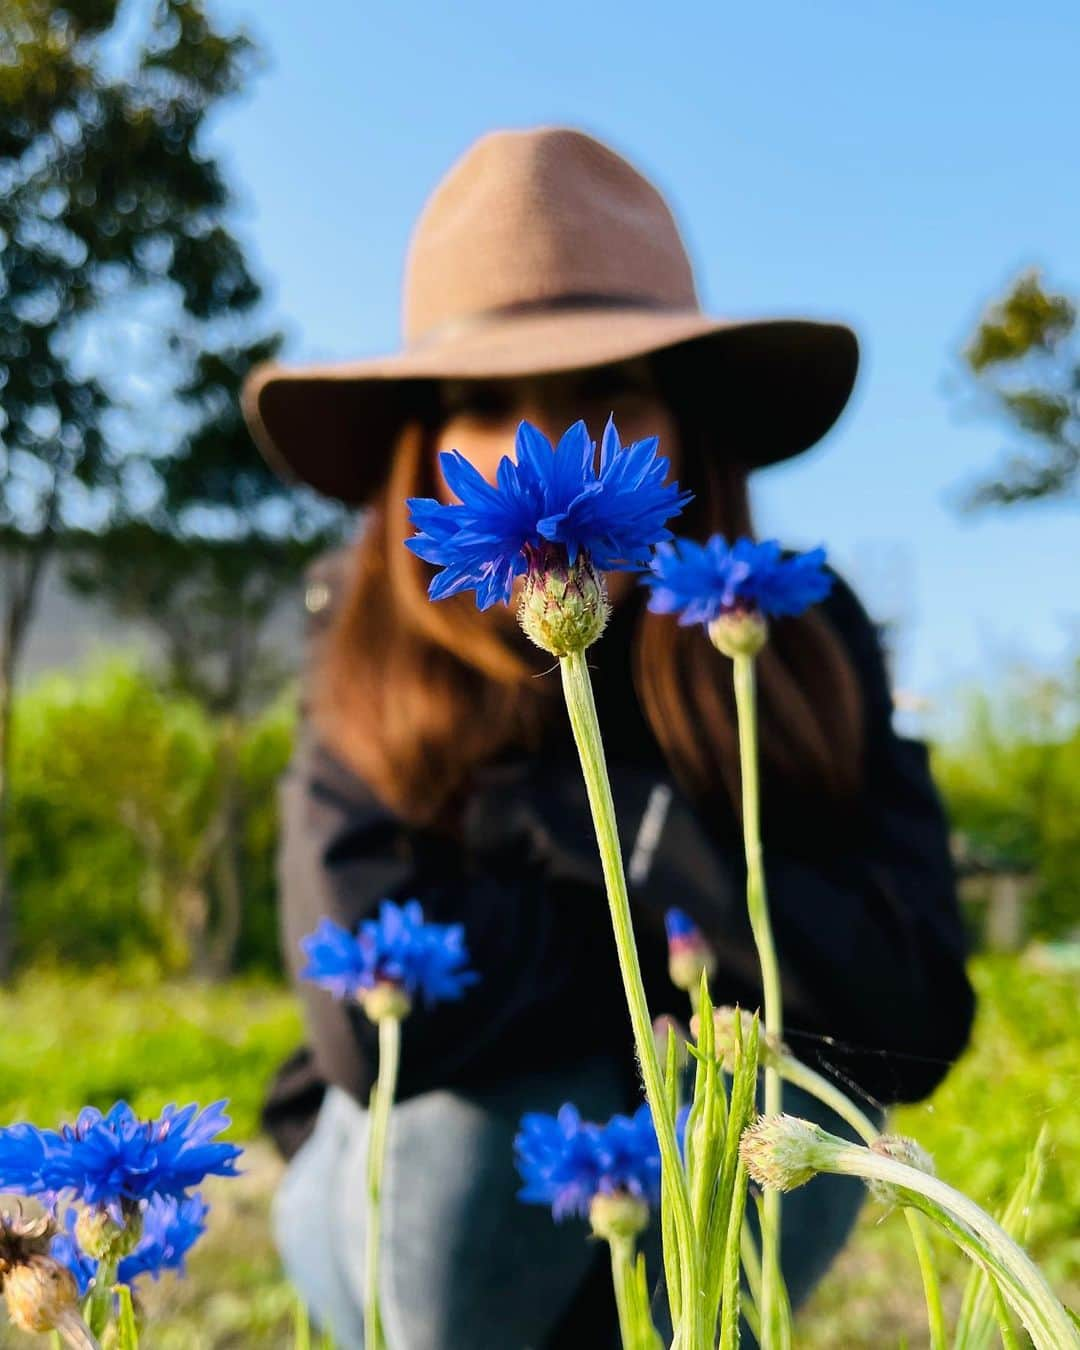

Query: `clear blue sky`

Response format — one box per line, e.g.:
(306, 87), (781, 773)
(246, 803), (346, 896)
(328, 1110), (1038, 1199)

(207, 0), (1079, 716)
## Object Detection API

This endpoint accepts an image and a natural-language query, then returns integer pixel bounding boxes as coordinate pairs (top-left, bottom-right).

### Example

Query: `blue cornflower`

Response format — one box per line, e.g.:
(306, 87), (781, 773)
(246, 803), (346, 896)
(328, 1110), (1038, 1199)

(406, 417), (691, 612)
(0, 1123), (53, 1196)
(514, 1105), (607, 1223)
(38, 1102), (240, 1222)
(300, 901), (478, 1014)
(117, 1193), (208, 1284)
(644, 536), (833, 626)
(594, 1105), (663, 1208)
(299, 917), (372, 1002)
(51, 1193), (208, 1294)
(49, 1213), (97, 1298)
(514, 1102), (662, 1225)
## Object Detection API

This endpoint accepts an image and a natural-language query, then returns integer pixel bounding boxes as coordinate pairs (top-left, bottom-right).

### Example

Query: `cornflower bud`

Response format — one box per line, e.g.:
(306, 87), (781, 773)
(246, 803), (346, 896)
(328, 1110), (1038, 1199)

(652, 1014), (689, 1071)
(696, 1005), (782, 1072)
(664, 909), (716, 995)
(739, 1114), (834, 1192)
(589, 1191), (650, 1242)
(74, 1200), (143, 1262)
(360, 981), (413, 1024)
(518, 545), (609, 657)
(707, 607), (768, 659)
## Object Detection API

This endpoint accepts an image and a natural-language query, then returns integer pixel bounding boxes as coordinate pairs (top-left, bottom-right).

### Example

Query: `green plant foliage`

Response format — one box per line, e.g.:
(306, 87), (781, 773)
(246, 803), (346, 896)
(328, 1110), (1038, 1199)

(0, 956), (1073, 1346)
(800, 954), (1080, 1347)
(934, 658), (1080, 940)
(9, 657), (294, 972)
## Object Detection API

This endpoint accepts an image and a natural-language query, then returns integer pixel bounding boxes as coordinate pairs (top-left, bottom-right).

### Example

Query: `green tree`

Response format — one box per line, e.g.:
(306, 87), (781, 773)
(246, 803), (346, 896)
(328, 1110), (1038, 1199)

(959, 270), (1078, 508)
(0, 0), (262, 975)
(65, 334), (345, 973)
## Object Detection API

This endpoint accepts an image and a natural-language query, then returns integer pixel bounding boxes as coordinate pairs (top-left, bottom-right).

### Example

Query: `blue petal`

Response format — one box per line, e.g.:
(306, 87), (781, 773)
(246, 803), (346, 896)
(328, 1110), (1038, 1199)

(407, 418), (691, 606)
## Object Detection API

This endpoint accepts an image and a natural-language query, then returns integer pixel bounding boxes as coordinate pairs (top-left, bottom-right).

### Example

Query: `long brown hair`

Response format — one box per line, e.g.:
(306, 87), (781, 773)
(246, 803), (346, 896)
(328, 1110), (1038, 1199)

(313, 405), (864, 834)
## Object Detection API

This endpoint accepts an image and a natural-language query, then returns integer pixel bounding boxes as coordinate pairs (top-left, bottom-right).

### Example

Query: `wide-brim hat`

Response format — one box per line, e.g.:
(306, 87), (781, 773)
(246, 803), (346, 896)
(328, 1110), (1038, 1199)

(241, 127), (859, 506)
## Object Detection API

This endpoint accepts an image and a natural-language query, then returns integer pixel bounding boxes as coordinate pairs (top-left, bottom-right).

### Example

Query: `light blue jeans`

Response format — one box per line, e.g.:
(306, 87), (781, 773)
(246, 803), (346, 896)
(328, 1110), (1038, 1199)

(275, 1058), (871, 1348)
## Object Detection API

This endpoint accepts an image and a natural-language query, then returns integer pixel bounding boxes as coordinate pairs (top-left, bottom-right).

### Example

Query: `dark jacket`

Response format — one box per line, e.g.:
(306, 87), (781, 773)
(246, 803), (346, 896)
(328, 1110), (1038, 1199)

(264, 559), (975, 1159)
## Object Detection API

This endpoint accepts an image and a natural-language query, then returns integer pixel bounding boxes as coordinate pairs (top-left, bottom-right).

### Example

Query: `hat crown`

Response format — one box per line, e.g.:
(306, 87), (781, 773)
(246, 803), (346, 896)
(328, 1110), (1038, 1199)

(403, 127), (699, 343)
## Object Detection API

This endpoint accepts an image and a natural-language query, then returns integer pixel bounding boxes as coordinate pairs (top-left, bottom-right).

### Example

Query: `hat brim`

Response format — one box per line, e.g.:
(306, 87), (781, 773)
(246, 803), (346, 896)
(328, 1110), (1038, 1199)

(240, 307), (858, 505)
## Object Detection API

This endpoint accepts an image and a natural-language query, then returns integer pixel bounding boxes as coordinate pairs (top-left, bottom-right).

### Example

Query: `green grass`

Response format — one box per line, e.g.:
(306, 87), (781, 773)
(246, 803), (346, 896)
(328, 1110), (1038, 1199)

(0, 967), (303, 1140)
(0, 952), (1076, 1347)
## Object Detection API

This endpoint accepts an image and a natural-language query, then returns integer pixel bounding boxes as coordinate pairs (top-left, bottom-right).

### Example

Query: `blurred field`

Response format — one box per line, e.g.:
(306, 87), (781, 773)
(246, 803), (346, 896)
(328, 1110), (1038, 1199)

(0, 952), (1076, 1347)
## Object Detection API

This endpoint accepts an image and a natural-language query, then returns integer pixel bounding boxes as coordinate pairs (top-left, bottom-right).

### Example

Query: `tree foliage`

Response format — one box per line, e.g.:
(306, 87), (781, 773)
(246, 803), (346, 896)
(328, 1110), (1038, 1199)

(959, 270), (1078, 508)
(0, 0), (346, 974)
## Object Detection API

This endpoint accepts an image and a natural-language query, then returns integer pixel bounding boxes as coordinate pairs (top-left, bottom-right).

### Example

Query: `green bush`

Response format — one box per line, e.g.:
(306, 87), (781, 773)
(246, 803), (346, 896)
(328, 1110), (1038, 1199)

(9, 657), (294, 974)
(933, 657), (1080, 939)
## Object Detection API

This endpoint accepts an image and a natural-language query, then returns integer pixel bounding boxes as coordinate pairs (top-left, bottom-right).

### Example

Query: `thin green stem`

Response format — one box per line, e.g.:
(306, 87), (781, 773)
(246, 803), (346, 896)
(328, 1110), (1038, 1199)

(365, 1014), (401, 1350)
(905, 1196), (1050, 1347)
(609, 1236), (638, 1350)
(956, 1126), (1047, 1350)
(775, 1050), (946, 1349)
(732, 653), (784, 1346)
(560, 651), (701, 1343)
(738, 1220), (765, 1346)
(822, 1142), (1079, 1349)
(905, 1210), (948, 1350)
(86, 1259), (117, 1340)
(990, 1279), (1023, 1350)
(773, 1053), (877, 1143)
(115, 1285), (138, 1350)
(718, 1160), (750, 1350)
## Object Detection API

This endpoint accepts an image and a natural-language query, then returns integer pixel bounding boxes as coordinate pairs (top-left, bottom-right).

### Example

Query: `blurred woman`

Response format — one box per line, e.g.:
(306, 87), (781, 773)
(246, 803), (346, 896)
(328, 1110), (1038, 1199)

(241, 127), (974, 1349)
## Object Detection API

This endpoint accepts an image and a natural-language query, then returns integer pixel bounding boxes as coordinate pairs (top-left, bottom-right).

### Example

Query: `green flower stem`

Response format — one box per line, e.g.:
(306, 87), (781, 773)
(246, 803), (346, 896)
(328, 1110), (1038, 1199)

(808, 1129), (1079, 1350)
(905, 1209), (948, 1350)
(906, 1196), (1051, 1347)
(738, 1227), (764, 1346)
(773, 1050), (946, 1350)
(86, 1260), (117, 1339)
(559, 650), (701, 1343)
(365, 1013), (401, 1350)
(956, 1127), (1047, 1350)
(990, 1280), (1023, 1350)
(703, 1015), (758, 1323)
(609, 1236), (635, 1350)
(660, 1012), (684, 1331)
(115, 1284), (138, 1350)
(612, 1236), (659, 1350)
(718, 1159), (750, 1350)
(732, 652), (784, 1345)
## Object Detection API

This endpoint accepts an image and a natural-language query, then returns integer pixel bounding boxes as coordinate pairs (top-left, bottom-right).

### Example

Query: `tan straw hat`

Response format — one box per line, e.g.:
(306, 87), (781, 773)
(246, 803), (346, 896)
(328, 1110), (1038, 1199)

(240, 126), (858, 505)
